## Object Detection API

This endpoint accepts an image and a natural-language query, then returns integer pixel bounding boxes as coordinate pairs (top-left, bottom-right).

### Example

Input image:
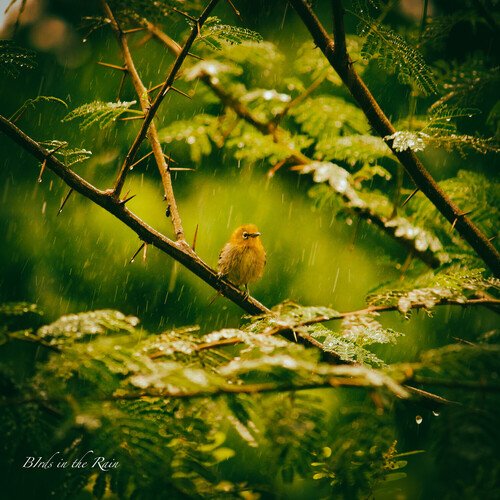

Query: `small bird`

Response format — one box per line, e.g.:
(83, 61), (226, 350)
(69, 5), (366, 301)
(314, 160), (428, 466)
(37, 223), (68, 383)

(218, 224), (266, 295)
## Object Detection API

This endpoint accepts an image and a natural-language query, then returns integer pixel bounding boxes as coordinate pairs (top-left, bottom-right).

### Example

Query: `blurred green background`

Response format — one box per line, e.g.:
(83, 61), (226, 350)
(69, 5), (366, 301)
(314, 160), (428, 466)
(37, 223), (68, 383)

(0, 1), (499, 498)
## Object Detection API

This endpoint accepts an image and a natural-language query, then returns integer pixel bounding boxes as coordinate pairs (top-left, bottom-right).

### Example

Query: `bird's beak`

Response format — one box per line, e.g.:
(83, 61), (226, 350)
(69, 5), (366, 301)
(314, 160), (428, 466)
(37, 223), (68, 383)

(249, 232), (261, 238)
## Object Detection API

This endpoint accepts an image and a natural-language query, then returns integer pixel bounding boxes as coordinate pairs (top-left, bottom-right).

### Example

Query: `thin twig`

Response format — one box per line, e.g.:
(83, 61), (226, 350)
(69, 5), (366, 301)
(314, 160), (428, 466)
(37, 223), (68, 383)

(57, 188), (74, 215)
(97, 61), (127, 71)
(108, 0), (219, 209)
(401, 187), (419, 207)
(102, 1), (191, 242)
(190, 296), (500, 353)
(192, 224), (199, 251)
(129, 242), (145, 263)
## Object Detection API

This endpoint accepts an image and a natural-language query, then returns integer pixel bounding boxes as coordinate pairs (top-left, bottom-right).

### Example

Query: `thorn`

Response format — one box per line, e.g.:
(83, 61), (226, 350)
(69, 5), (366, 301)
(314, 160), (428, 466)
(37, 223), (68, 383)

(57, 188), (74, 215)
(192, 224), (199, 251)
(37, 159), (47, 183)
(187, 51), (203, 60)
(289, 164), (305, 171)
(401, 188), (419, 207)
(170, 86), (192, 99)
(161, 85), (172, 98)
(123, 27), (145, 34)
(400, 252), (414, 277)
(163, 153), (178, 164)
(267, 159), (286, 178)
(129, 242), (145, 263)
(449, 210), (474, 233)
(292, 330), (298, 342)
(488, 234), (497, 242)
(119, 193), (137, 205)
(117, 71), (127, 101)
(170, 7), (197, 23)
(135, 33), (153, 47)
(97, 61), (127, 71)
(147, 82), (163, 94)
(225, 0), (242, 20)
(119, 115), (145, 121)
(46, 142), (66, 157)
(129, 150), (154, 170)
(165, 152), (172, 172)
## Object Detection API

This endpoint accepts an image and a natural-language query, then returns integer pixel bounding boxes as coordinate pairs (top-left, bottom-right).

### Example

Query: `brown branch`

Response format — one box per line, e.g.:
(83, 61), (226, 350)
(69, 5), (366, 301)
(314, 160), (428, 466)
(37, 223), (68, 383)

(0, 379), (395, 407)
(2, 113), (341, 362)
(107, 0), (219, 207)
(9, 369), (498, 407)
(0, 366), (411, 405)
(291, 297), (500, 330)
(101, 1), (186, 241)
(146, 21), (443, 269)
(188, 297), (499, 354)
(289, 0), (500, 277)
(0, 114), (268, 316)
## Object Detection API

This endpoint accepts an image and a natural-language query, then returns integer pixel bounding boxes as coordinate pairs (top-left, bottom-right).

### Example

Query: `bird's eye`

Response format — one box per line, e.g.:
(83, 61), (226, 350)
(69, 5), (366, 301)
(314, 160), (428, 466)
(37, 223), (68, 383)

(242, 232), (249, 239)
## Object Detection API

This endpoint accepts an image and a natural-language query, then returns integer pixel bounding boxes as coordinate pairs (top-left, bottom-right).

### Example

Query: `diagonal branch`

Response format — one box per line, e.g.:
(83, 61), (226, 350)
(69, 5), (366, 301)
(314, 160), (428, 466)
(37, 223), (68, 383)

(289, 0), (500, 277)
(0, 115), (349, 363)
(146, 21), (443, 269)
(101, 1), (186, 241)
(0, 113), (268, 316)
(106, 0), (219, 205)
(157, 296), (499, 355)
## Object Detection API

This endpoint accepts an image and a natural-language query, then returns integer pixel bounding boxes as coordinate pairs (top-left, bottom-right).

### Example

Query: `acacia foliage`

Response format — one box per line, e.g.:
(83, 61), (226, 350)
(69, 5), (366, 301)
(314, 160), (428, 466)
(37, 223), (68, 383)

(0, 0), (499, 498)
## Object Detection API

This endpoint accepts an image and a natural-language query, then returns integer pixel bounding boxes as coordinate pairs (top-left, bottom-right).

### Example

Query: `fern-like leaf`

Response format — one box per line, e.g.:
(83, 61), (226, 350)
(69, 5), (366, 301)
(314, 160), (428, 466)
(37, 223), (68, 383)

(39, 140), (92, 166)
(351, 2), (437, 95)
(197, 17), (263, 50)
(0, 40), (36, 77)
(291, 96), (371, 141)
(158, 114), (223, 163)
(62, 100), (140, 130)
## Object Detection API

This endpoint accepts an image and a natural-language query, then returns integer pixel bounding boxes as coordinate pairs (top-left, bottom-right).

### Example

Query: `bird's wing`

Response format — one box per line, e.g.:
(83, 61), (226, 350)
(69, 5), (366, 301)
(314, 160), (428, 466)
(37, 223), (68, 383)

(217, 243), (231, 274)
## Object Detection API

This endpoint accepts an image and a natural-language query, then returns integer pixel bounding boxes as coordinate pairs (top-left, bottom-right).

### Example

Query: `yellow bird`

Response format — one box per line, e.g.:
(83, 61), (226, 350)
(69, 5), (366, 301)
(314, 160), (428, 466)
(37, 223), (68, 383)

(218, 224), (266, 294)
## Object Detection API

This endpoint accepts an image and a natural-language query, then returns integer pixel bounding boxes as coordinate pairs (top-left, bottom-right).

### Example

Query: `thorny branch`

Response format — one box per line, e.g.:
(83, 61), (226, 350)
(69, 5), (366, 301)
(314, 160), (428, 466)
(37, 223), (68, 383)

(145, 22), (443, 269)
(102, 1), (186, 241)
(0, 114), (268, 317)
(191, 296), (500, 353)
(103, 0), (219, 240)
(289, 0), (500, 277)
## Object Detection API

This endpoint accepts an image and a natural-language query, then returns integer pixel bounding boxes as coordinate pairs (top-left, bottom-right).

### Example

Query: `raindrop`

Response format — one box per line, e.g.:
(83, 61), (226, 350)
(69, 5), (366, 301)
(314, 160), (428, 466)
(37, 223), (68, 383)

(415, 415), (423, 425)
(82, 39), (87, 43)
(432, 410), (440, 417)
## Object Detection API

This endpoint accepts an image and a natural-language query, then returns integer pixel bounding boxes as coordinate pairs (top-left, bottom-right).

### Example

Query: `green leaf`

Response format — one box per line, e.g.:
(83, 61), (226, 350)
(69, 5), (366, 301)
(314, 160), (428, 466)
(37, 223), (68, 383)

(0, 40), (36, 77)
(62, 100), (140, 130)
(197, 17), (263, 50)
(352, 1), (437, 95)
